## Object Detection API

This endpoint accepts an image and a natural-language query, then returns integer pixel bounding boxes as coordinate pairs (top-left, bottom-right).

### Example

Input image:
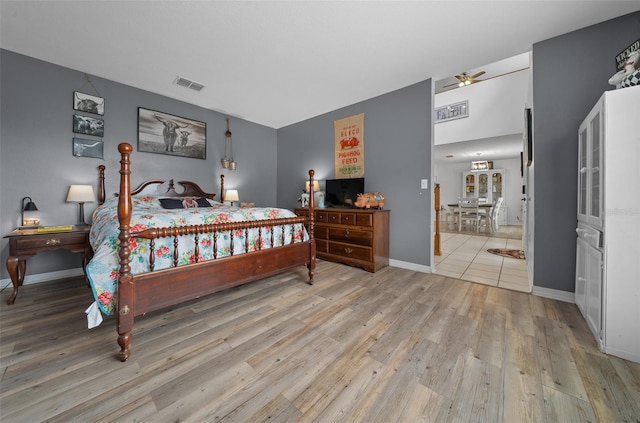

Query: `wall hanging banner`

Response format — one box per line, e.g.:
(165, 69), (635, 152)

(334, 113), (364, 178)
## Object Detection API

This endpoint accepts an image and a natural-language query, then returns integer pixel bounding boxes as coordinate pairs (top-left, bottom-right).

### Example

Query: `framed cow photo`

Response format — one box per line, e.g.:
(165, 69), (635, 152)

(73, 91), (105, 116)
(137, 107), (206, 159)
(73, 114), (104, 137)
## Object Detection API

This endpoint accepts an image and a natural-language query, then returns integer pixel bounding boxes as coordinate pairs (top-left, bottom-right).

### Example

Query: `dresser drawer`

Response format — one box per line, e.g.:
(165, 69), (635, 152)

(315, 211), (328, 223)
(340, 212), (356, 225)
(328, 227), (372, 246)
(314, 226), (328, 240)
(15, 233), (88, 250)
(316, 239), (328, 253)
(328, 241), (372, 262)
(327, 212), (341, 224)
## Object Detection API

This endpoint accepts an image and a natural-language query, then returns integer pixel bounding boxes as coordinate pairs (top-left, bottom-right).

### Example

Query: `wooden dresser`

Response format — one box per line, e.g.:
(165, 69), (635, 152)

(295, 208), (389, 273)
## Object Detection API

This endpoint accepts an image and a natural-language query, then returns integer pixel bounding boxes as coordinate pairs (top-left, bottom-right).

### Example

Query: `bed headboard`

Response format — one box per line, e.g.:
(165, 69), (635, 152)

(97, 165), (222, 205)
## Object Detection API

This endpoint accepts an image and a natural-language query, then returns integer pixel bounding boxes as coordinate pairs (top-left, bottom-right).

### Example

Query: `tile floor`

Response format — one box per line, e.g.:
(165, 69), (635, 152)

(434, 231), (530, 293)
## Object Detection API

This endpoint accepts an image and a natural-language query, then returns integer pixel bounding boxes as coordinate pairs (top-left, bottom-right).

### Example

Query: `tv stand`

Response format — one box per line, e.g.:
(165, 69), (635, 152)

(295, 208), (389, 272)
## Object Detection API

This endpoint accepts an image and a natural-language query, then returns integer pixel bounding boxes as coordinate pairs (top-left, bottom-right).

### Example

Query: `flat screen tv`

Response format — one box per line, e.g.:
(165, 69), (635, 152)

(324, 178), (365, 208)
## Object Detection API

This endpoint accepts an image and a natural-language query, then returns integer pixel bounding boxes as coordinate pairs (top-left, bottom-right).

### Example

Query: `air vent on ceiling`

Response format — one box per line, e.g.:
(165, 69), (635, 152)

(174, 76), (205, 92)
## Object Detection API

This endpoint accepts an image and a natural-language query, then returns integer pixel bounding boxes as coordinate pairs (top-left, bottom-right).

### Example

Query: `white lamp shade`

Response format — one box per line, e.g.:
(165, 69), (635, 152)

(66, 185), (96, 203)
(305, 180), (320, 193)
(224, 189), (239, 202)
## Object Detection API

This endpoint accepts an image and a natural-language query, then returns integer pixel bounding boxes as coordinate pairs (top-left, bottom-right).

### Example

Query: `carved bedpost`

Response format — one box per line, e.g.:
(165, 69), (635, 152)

(307, 169), (316, 284)
(98, 165), (106, 205)
(220, 174), (225, 201)
(117, 143), (134, 361)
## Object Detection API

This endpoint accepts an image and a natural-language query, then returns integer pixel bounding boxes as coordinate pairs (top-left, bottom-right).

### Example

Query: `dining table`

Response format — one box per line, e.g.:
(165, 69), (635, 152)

(447, 203), (493, 232)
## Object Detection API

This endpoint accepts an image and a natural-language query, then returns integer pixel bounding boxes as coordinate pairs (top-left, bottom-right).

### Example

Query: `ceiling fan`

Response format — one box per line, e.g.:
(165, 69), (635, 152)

(444, 71), (486, 88)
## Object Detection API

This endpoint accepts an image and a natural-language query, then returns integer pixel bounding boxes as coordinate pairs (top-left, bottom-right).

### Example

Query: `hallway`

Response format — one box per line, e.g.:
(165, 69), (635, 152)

(434, 229), (530, 293)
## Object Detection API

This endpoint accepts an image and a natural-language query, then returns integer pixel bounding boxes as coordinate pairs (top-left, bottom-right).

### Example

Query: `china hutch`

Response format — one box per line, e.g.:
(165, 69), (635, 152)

(462, 169), (506, 224)
(574, 85), (639, 363)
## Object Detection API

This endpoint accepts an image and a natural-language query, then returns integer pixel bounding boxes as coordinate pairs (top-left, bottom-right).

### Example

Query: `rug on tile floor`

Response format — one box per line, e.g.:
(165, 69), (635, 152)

(487, 248), (525, 259)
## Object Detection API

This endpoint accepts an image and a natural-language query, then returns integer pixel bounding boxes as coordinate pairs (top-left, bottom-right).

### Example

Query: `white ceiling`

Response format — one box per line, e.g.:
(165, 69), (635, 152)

(433, 134), (524, 164)
(1, 1), (638, 129)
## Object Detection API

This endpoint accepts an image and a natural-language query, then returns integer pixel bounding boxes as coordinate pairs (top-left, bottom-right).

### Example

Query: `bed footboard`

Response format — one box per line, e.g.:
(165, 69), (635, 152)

(114, 142), (315, 361)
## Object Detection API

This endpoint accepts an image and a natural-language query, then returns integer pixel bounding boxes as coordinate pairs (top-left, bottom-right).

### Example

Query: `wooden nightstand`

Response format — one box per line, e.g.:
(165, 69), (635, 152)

(3, 226), (93, 305)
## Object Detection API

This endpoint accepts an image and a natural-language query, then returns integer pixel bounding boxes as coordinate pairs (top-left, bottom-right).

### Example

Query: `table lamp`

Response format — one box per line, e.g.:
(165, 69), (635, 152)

(20, 197), (40, 229)
(305, 180), (319, 193)
(224, 189), (239, 206)
(66, 185), (96, 225)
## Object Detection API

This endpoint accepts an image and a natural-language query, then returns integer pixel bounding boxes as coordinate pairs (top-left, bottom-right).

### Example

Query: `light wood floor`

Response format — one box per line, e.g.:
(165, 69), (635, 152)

(1, 261), (639, 422)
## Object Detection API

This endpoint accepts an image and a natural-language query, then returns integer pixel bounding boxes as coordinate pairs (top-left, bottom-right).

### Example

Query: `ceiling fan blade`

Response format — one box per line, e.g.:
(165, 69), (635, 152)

(470, 71), (486, 79)
(454, 74), (466, 81)
(443, 82), (459, 88)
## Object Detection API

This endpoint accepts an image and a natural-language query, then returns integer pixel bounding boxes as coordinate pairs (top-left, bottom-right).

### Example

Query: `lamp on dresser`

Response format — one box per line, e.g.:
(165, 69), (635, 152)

(66, 185), (96, 226)
(305, 180), (319, 193)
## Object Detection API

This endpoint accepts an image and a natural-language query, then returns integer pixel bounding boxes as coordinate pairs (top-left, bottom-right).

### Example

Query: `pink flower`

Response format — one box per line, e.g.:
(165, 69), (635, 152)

(130, 223), (147, 233)
(189, 253), (204, 264)
(98, 291), (113, 305)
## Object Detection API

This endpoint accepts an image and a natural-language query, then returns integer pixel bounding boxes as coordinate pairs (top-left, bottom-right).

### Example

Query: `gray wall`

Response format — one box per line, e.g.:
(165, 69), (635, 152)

(531, 11), (640, 292)
(0, 50), (277, 279)
(277, 80), (433, 266)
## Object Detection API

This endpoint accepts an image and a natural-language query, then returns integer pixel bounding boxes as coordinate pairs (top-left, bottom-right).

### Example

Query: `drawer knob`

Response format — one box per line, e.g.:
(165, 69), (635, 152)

(46, 239), (61, 246)
(344, 229), (350, 238)
(344, 247), (353, 254)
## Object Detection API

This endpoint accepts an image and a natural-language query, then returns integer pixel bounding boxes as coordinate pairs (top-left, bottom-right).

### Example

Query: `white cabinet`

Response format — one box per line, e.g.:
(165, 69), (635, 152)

(575, 223), (602, 341)
(462, 169), (506, 224)
(575, 85), (640, 363)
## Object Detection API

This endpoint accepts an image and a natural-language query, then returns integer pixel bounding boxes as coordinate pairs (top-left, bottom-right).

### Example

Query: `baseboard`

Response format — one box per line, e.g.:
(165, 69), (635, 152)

(389, 259), (434, 273)
(604, 346), (640, 364)
(532, 286), (575, 303)
(0, 267), (85, 289)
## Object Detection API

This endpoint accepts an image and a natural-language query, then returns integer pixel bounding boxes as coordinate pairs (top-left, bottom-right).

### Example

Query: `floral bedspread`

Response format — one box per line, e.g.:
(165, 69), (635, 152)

(86, 195), (307, 315)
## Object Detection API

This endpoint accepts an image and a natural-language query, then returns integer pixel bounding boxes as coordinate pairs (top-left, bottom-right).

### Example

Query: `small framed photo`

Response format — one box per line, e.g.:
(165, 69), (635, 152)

(73, 114), (104, 137)
(138, 107), (206, 159)
(73, 138), (104, 159)
(73, 91), (105, 116)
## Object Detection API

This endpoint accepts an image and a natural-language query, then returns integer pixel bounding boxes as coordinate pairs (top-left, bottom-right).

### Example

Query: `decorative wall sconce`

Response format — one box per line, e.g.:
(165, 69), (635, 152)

(20, 197), (40, 229)
(221, 117), (237, 171)
(66, 185), (96, 225)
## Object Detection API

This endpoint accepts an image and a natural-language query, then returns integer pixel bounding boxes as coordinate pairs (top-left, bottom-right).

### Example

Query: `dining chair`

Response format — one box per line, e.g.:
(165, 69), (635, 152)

(458, 197), (481, 232)
(490, 197), (504, 232)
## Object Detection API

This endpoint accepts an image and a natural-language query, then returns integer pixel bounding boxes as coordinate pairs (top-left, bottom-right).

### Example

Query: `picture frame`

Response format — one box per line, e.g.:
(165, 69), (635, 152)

(434, 100), (468, 123)
(524, 108), (533, 167)
(73, 138), (104, 159)
(73, 91), (105, 116)
(73, 114), (104, 137)
(137, 107), (206, 159)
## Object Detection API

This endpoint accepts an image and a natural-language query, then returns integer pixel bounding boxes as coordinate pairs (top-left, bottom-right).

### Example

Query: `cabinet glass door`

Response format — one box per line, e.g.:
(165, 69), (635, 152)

(477, 172), (488, 202)
(464, 173), (475, 199)
(578, 127), (588, 220)
(492, 172), (503, 202)
(589, 112), (602, 226)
